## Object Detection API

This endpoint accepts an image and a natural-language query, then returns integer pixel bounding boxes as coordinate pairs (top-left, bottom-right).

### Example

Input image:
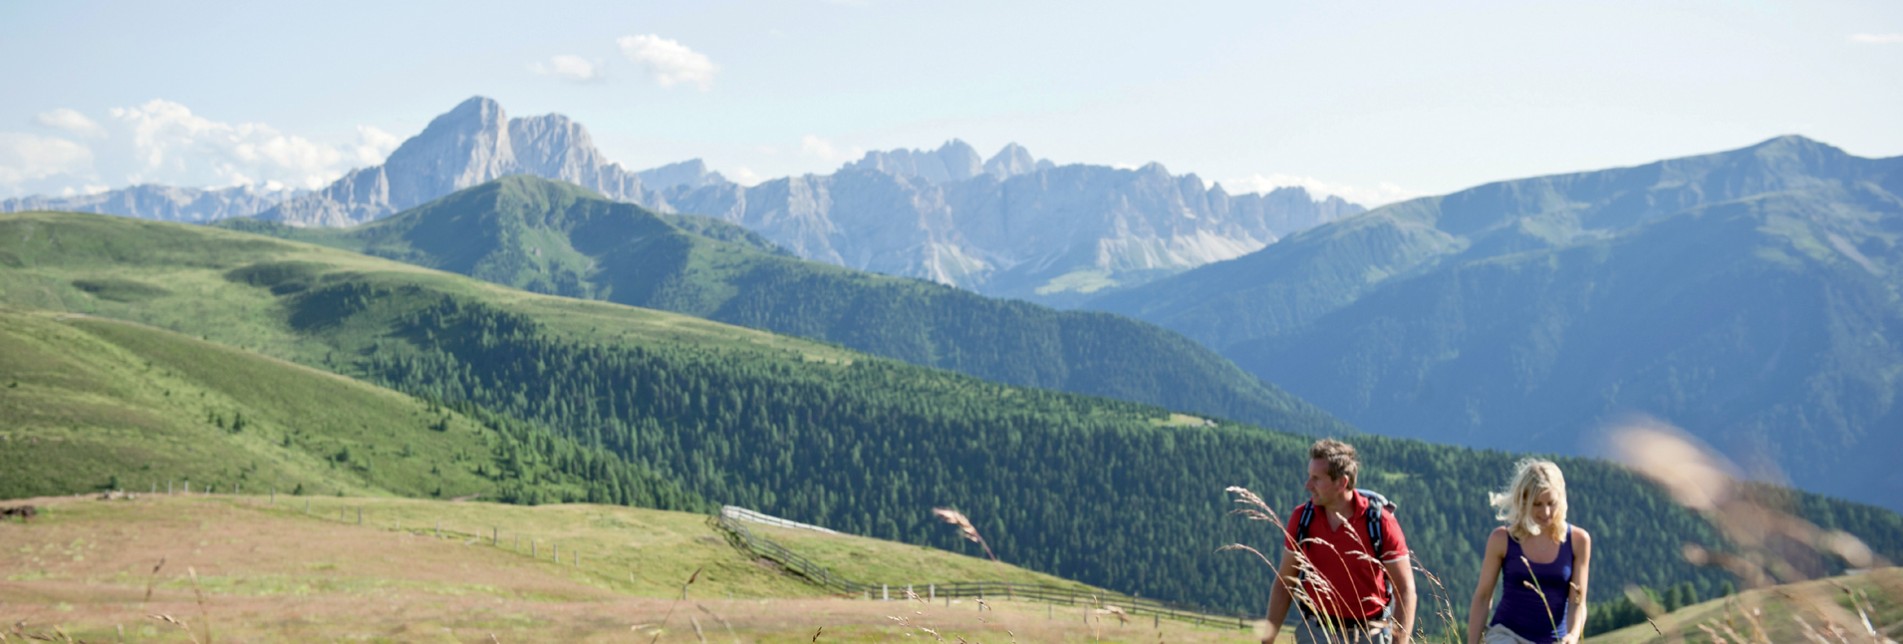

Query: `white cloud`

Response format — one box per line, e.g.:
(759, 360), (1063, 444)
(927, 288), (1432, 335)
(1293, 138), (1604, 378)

(60, 184), (111, 197)
(352, 125), (402, 166)
(800, 134), (864, 165)
(109, 99), (347, 189)
(1849, 33), (1903, 44)
(34, 108), (106, 139)
(1220, 173), (1420, 208)
(0, 133), (93, 187)
(727, 166), (765, 186)
(531, 54), (603, 82)
(0, 99), (405, 197)
(617, 34), (719, 90)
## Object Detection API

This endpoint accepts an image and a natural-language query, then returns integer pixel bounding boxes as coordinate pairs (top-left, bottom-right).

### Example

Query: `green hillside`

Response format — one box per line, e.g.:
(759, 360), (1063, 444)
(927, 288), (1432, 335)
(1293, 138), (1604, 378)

(1088, 136), (1903, 510)
(219, 175), (1350, 437)
(0, 307), (699, 507)
(4, 210), (1901, 616)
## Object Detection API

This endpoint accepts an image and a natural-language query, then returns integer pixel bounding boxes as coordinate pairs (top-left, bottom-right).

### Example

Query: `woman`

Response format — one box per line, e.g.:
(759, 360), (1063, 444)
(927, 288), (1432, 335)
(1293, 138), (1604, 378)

(1466, 459), (1591, 644)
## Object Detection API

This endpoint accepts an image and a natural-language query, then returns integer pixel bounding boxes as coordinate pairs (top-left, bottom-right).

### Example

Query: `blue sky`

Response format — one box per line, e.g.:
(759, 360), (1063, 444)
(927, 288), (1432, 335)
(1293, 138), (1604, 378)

(2, 0), (1899, 205)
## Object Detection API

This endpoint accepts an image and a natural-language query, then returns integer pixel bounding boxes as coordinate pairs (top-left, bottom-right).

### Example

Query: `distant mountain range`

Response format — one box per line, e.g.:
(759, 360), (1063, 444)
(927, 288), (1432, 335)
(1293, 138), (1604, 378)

(1, 96), (1359, 304)
(0, 183), (298, 223)
(1087, 135), (1903, 510)
(665, 141), (1361, 304)
(223, 174), (1352, 436)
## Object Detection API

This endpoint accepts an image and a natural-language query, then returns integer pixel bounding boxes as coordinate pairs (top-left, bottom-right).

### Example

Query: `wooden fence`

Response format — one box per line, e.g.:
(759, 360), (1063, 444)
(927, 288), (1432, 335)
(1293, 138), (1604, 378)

(711, 507), (1253, 629)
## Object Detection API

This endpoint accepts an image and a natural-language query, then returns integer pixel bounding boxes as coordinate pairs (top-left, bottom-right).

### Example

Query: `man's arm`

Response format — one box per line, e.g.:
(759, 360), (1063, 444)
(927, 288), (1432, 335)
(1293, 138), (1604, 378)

(1264, 552), (1300, 643)
(1383, 555), (1417, 644)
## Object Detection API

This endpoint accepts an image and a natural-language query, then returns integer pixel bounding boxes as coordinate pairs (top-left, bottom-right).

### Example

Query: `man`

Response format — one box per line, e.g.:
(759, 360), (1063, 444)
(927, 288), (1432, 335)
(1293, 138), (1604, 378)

(1263, 439), (1417, 644)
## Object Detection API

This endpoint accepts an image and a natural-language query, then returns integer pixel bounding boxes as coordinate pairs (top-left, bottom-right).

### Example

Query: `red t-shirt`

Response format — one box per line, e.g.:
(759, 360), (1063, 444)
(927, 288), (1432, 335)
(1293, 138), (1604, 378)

(1282, 492), (1409, 620)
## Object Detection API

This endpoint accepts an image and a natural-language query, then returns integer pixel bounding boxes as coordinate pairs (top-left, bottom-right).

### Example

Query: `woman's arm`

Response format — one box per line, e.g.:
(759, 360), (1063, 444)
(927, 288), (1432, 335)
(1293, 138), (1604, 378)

(1466, 528), (1508, 644)
(1562, 527), (1592, 644)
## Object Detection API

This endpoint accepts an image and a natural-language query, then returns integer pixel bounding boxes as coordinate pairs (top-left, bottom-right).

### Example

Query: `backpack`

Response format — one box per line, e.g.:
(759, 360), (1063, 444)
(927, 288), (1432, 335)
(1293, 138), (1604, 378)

(1294, 489), (1398, 618)
(1295, 488), (1396, 557)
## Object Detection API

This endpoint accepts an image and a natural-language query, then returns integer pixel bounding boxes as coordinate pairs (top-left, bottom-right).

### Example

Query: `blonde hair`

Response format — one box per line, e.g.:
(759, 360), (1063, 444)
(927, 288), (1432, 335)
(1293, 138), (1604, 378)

(1489, 459), (1568, 541)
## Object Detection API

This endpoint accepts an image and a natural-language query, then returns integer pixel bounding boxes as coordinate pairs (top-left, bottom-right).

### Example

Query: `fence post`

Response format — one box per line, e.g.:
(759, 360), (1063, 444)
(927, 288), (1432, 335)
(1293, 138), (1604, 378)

(1154, 613), (1159, 629)
(184, 481), (190, 495)
(168, 481), (173, 495)
(531, 540), (537, 557)
(929, 584), (935, 602)
(493, 527), (498, 545)
(882, 584), (888, 601)
(357, 507), (362, 525)
(435, 520), (441, 538)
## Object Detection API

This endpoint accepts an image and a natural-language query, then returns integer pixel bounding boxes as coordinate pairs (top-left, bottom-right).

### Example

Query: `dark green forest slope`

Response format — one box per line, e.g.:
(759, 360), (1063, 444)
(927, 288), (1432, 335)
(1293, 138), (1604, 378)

(218, 175), (1349, 437)
(4, 210), (1899, 615)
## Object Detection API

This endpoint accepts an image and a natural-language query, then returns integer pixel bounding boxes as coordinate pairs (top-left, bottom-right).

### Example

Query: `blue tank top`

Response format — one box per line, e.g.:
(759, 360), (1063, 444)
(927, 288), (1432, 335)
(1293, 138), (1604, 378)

(1489, 526), (1573, 644)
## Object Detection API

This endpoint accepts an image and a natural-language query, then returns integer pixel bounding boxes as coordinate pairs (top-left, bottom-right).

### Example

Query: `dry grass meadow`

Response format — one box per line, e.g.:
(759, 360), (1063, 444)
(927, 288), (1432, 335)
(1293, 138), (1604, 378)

(0, 494), (1256, 642)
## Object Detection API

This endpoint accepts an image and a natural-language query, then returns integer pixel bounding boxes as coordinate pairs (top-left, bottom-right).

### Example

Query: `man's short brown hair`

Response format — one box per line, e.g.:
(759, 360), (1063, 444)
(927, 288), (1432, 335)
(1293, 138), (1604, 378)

(1310, 439), (1359, 486)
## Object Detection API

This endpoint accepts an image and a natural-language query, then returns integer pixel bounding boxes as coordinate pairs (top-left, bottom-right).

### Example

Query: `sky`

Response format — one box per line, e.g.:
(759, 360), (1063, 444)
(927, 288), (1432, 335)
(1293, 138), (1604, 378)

(1, 1), (1899, 207)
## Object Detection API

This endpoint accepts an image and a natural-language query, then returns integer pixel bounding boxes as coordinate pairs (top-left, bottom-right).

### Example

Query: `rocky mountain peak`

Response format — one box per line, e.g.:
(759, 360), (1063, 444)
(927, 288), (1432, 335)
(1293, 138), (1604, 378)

(983, 143), (1050, 179)
(638, 159), (724, 191)
(254, 96), (677, 227)
(844, 139), (984, 184)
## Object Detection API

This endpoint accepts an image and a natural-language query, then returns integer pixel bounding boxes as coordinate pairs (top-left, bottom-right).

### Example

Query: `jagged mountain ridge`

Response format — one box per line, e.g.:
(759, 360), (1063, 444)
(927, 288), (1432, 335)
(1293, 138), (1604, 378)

(663, 140), (1362, 303)
(5, 97), (1360, 302)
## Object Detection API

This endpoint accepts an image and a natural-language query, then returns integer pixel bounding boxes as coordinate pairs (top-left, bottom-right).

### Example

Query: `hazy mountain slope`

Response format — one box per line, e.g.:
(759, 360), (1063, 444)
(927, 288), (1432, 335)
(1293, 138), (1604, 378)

(1231, 192), (1903, 505)
(1087, 136), (1903, 509)
(1090, 135), (1895, 346)
(234, 175), (1352, 435)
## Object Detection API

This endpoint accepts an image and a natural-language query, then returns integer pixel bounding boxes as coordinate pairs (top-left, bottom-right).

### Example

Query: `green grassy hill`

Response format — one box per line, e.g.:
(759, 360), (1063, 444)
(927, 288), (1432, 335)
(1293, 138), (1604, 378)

(0, 307), (698, 507)
(4, 209), (1902, 616)
(219, 175), (1351, 437)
